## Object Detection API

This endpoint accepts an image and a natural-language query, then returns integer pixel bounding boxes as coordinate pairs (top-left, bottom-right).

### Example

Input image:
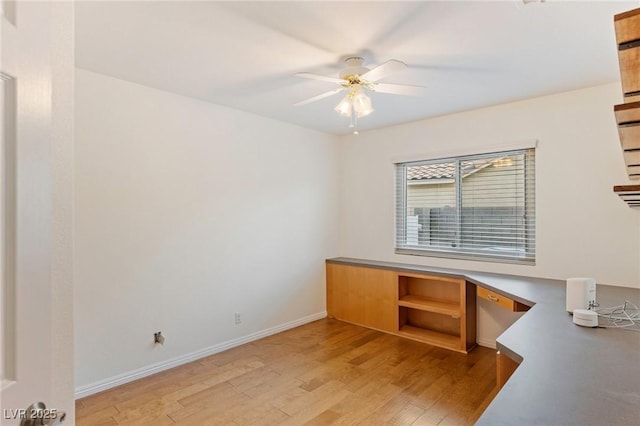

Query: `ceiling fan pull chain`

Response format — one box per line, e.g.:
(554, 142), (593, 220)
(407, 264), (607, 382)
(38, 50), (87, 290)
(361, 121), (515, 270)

(349, 107), (355, 129)
(353, 113), (359, 135)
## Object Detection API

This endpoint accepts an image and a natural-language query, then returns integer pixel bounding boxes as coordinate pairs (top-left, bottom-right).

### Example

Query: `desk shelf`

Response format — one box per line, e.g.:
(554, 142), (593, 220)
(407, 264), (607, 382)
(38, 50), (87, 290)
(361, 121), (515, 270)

(397, 325), (460, 351)
(397, 274), (475, 353)
(398, 294), (460, 317)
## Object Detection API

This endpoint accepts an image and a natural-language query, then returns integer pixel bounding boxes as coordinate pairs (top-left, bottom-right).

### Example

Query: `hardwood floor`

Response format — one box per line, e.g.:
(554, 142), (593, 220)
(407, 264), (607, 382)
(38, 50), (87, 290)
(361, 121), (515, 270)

(76, 319), (497, 425)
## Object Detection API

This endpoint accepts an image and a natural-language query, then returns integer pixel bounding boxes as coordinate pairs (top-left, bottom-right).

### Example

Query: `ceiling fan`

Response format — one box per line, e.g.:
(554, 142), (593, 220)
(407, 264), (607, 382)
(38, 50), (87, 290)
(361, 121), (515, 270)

(295, 56), (424, 134)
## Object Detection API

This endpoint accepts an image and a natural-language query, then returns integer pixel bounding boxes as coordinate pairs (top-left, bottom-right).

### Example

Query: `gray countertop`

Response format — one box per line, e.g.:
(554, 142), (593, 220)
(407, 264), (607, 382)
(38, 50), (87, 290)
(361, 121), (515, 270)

(326, 257), (640, 426)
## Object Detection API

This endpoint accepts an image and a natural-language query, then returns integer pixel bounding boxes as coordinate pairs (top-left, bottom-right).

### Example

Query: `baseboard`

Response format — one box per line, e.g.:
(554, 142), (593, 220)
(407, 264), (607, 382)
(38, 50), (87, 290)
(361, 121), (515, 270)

(476, 337), (496, 349)
(74, 311), (327, 399)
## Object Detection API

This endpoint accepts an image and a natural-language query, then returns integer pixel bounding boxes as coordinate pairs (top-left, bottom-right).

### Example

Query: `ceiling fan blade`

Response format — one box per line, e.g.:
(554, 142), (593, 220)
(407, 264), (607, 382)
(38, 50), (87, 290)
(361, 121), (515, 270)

(371, 82), (425, 96)
(296, 72), (345, 85)
(361, 59), (407, 82)
(294, 88), (344, 106)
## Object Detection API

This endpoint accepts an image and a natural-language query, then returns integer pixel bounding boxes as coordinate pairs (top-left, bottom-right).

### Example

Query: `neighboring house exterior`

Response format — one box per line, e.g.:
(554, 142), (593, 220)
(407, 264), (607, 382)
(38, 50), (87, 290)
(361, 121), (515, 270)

(405, 155), (527, 253)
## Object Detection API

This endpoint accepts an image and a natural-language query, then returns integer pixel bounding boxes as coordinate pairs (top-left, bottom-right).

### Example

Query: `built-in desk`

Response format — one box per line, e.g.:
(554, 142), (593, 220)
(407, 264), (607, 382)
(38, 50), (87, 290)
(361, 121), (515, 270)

(326, 257), (640, 426)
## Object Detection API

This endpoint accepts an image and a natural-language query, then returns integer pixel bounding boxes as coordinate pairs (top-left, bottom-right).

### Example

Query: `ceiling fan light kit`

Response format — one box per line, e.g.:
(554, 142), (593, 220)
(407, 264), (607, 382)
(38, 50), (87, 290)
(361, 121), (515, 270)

(295, 55), (423, 134)
(333, 84), (374, 119)
(352, 90), (374, 117)
(334, 96), (352, 117)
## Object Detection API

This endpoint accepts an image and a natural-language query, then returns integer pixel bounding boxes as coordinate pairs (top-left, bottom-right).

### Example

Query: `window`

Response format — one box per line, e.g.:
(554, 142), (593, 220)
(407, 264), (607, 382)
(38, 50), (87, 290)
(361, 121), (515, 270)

(395, 148), (535, 264)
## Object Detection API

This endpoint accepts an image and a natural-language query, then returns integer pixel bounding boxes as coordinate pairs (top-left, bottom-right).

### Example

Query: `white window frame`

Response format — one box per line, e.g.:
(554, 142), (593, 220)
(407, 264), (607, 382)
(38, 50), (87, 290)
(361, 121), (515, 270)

(395, 147), (536, 265)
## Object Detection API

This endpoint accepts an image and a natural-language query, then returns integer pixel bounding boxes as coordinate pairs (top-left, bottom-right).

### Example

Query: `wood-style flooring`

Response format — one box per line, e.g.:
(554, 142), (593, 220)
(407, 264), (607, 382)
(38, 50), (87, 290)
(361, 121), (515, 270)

(76, 319), (497, 425)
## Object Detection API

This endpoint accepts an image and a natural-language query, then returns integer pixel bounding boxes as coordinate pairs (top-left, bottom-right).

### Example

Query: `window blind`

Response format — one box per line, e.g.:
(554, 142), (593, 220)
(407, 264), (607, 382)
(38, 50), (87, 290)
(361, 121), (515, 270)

(395, 148), (535, 264)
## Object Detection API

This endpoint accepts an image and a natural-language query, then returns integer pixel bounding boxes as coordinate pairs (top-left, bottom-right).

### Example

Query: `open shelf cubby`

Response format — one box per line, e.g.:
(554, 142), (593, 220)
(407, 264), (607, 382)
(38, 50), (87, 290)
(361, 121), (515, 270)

(397, 274), (475, 353)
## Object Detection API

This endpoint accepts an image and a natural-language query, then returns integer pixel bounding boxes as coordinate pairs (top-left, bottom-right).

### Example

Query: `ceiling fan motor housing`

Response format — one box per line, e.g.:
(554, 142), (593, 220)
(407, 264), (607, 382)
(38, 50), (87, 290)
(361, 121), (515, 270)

(339, 56), (370, 81)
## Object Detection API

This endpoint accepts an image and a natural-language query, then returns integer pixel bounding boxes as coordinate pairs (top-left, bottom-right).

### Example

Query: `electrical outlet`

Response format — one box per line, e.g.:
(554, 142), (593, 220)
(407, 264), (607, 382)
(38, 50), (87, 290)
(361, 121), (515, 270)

(234, 312), (241, 325)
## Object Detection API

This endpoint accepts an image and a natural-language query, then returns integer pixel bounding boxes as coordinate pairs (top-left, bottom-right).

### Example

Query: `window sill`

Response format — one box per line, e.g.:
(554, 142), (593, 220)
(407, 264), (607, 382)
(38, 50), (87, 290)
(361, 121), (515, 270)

(395, 247), (535, 266)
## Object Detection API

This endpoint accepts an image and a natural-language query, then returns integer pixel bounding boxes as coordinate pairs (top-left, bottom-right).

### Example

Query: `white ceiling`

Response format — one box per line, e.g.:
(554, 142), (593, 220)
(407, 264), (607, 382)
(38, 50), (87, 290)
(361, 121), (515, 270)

(75, 1), (638, 135)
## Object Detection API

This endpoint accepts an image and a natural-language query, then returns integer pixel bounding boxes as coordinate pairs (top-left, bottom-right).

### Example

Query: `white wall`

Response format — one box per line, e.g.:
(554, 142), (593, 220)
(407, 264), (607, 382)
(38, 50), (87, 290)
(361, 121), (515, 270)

(338, 83), (640, 345)
(74, 69), (340, 390)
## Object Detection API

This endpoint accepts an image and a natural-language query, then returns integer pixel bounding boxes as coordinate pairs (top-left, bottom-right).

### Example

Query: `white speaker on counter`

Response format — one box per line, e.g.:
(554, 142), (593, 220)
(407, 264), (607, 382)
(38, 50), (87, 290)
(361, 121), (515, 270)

(566, 277), (596, 314)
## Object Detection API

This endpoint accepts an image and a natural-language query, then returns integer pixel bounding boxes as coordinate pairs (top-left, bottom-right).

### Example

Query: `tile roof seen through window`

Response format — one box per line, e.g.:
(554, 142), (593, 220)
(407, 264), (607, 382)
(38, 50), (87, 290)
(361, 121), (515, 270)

(407, 162), (455, 180)
(407, 159), (497, 181)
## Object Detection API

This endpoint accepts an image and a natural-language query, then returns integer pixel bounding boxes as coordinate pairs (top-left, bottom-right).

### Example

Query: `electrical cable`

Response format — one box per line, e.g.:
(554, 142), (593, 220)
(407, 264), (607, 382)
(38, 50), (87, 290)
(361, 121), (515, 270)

(592, 300), (640, 331)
